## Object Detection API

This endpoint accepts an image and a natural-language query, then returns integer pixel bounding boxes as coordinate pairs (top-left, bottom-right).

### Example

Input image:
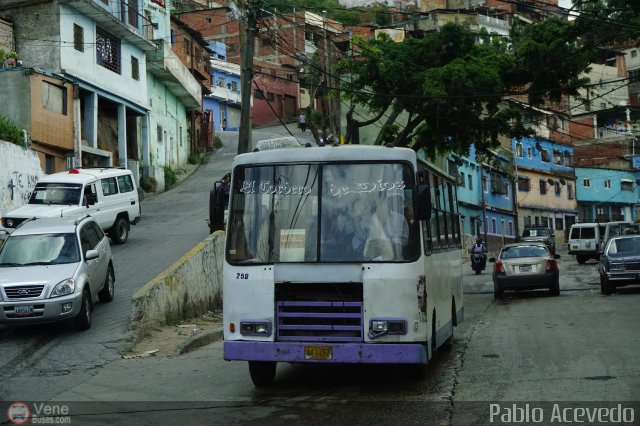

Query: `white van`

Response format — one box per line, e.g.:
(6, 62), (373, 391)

(568, 222), (605, 264)
(601, 221), (640, 250)
(0, 168), (141, 244)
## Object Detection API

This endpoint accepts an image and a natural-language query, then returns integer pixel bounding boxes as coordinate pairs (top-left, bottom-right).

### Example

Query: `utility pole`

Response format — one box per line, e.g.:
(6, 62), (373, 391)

(238, 0), (259, 154)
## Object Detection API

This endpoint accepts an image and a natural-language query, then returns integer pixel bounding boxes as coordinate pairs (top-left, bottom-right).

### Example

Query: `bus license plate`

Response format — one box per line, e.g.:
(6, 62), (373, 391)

(519, 265), (532, 272)
(14, 305), (34, 317)
(304, 345), (333, 360)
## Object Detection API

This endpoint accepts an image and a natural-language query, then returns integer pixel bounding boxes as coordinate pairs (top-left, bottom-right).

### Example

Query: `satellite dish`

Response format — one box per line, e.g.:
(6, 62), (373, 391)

(559, 177), (566, 185)
(547, 178), (554, 186)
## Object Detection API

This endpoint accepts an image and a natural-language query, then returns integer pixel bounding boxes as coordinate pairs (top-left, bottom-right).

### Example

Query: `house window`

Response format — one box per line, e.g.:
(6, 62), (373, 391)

(541, 149), (551, 163)
(170, 29), (175, 45)
(555, 181), (561, 195)
(73, 24), (84, 52)
(504, 183), (510, 199)
(517, 176), (530, 191)
(632, 50), (637, 58)
(482, 176), (487, 193)
(540, 179), (547, 195)
(568, 183), (574, 199)
(42, 81), (67, 115)
(553, 150), (562, 165)
(157, 125), (163, 143)
(231, 81), (238, 91)
(267, 92), (275, 102)
(524, 216), (532, 227)
(508, 221), (513, 236)
(583, 178), (590, 187)
(468, 174), (473, 190)
(205, 17), (212, 23)
(492, 218), (497, 234)
(604, 179), (611, 189)
(555, 217), (563, 231)
(621, 180), (634, 191)
(459, 172), (465, 188)
(131, 56), (139, 80)
(527, 147), (532, 159)
(254, 89), (264, 99)
(96, 28), (121, 74)
(516, 142), (523, 157)
(127, 0), (139, 28)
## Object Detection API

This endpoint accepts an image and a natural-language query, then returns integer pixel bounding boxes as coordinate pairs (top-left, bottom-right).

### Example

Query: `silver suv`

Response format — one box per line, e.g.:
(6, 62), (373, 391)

(520, 226), (556, 253)
(0, 215), (115, 330)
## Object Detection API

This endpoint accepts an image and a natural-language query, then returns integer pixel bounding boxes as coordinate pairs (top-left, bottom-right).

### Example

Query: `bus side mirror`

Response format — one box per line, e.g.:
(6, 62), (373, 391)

(415, 184), (431, 221)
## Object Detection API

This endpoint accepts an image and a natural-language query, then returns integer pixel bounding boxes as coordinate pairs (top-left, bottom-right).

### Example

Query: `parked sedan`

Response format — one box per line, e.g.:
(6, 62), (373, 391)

(490, 242), (561, 299)
(598, 235), (640, 295)
(0, 215), (115, 330)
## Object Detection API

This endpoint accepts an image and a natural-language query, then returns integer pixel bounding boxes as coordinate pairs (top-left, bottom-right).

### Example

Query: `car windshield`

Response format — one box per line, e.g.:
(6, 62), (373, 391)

(500, 245), (548, 259)
(0, 233), (80, 266)
(28, 183), (82, 205)
(522, 228), (549, 237)
(607, 237), (640, 256)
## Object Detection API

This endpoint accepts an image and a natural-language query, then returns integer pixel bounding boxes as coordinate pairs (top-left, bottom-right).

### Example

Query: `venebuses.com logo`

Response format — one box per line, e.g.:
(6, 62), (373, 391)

(7, 402), (30, 425)
(6, 402), (71, 424)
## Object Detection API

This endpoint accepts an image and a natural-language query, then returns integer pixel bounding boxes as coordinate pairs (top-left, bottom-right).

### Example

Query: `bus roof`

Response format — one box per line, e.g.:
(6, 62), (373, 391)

(232, 145), (418, 167)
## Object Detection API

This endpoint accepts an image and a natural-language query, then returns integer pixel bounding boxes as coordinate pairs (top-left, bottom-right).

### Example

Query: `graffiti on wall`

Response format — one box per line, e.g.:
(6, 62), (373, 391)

(0, 141), (44, 216)
(8, 171), (40, 204)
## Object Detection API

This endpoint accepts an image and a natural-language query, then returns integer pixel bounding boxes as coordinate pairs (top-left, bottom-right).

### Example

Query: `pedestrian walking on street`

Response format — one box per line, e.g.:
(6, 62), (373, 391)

(298, 112), (307, 132)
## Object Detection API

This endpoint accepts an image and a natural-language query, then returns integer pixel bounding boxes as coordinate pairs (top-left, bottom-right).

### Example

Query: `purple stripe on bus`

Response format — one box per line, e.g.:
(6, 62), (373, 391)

(277, 312), (362, 319)
(278, 325), (362, 331)
(277, 301), (362, 307)
(224, 341), (427, 364)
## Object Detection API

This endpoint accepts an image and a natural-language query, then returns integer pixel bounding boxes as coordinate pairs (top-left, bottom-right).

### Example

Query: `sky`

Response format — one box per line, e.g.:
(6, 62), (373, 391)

(558, 0), (572, 8)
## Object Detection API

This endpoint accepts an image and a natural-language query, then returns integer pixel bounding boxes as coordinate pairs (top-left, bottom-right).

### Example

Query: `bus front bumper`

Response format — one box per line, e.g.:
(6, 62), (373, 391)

(224, 341), (428, 364)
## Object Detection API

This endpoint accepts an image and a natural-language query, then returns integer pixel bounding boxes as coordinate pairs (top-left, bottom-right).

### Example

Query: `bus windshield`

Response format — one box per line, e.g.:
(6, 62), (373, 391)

(226, 162), (420, 264)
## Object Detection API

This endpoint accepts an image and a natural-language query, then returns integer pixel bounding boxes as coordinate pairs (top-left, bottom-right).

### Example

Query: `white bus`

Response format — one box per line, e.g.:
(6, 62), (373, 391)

(222, 142), (463, 386)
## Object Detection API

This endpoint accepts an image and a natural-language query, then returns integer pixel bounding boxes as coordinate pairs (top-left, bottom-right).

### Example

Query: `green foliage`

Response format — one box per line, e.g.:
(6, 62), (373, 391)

(0, 115), (24, 145)
(164, 166), (177, 188)
(187, 152), (202, 165)
(213, 136), (223, 150)
(337, 20), (592, 155)
(165, 311), (181, 326)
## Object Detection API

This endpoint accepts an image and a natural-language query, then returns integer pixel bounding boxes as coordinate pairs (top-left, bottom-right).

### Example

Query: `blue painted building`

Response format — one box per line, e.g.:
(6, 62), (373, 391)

(205, 52), (242, 133)
(480, 148), (518, 250)
(575, 168), (638, 222)
(512, 136), (577, 244)
(449, 147), (483, 250)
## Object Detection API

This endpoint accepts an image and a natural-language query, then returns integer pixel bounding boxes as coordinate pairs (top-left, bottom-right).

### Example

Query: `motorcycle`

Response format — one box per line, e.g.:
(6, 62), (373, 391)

(471, 252), (486, 275)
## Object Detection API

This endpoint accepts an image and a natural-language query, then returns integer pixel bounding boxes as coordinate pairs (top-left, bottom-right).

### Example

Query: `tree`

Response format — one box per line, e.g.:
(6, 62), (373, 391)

(336, 20), (596, 157)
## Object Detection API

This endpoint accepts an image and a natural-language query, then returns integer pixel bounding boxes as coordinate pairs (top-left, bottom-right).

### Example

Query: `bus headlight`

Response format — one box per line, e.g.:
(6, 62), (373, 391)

(369, 318), (407, 338)
(240, 321), (272, 336)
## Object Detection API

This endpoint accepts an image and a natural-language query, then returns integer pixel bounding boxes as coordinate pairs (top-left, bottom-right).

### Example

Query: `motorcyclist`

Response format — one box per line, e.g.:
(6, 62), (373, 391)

(471, 237), (487, 268)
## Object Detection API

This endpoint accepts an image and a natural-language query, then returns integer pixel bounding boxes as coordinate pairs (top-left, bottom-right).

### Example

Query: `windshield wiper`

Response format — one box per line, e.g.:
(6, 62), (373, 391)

(0, 263), (24, 267)
(21, 262), (52, 266)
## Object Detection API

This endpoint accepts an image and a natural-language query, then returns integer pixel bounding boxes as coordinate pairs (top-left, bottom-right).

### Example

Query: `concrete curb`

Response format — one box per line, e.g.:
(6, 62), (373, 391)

(128, 231), (226, 346)
(176, 328), (224, 355)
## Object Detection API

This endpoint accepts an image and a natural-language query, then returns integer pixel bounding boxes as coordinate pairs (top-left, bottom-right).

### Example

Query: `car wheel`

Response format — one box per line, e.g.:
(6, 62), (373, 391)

(603, 276), (616, 295)
(248, 361), (276, 387)
(110, 217), (129, 245)
(74, 288), (92, 331)
(98, 264), (115, 303)
(576, 255), (586, 264)
(493, 281), (504, 299)
(550, 279), (560, 297)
